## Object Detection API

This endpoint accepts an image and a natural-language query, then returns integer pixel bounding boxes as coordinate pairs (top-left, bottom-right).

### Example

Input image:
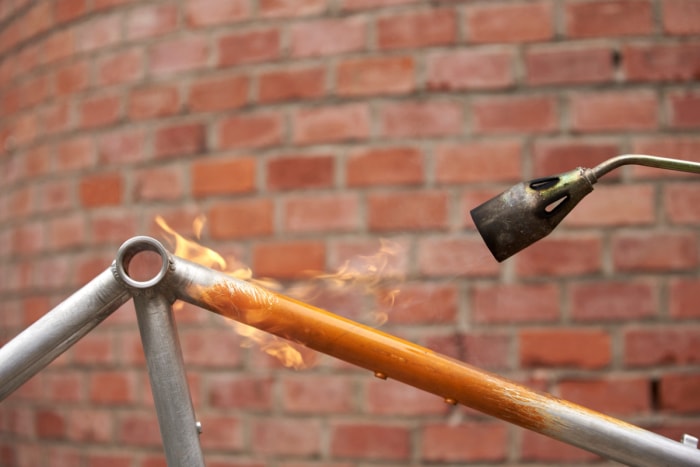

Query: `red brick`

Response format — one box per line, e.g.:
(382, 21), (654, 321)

(67, 409), (113, 443)
(198, 415), (243, 451)
(119, 413), (161, 447)
(48, 213), (86, 250)
(525, 44), (614, 85)
(623, 43), (700, 82)
(660, 373), (700, 413)
(422, 422), (507, 462)
(149, 36), (209, 76)
(90, 210), (138, 245)
(258, 67), (325, 103)
(89, 371), (135, 405)
(669, 91), (700, 128)
(72, 332), (113, 365)
(55, 136), (95, 171)
(79, 172), (123, 207)
(18, 74), (51, 110)
(41, 101), (72, 135)
(128, 84), (180, 120)
(78, 14), (121, 52)
(417, 237), (499, 277)
(260, 0), (326, 17)
(662, 0), (700, 34)
(97, 49), (144, 86)
(154, 122), (206, 157)
(293, 103), (370, 144)
(283, 194), (359, 233)
(179, 328), (244, 368)
(346, 146), (423, 187)
(427, 49), (513, 91)
(192, 157), (256, 197)
(253, 241), (326, 279)
(218, 28), (280, 66)
(384, 282), (457, 325)
(55, 0), (87, 23)
(473, 95), (557, 133)
(612, 232), (698, 272)
(267, 154), (334, 191)
(6, 113), (38, 147)
(36, 410), (65, 440)
(473, 283), (560, 324)
(377, 8), (456, 50)
(21, 1), (53, 42)
(331, 423), (410, 460)
(80, 94), (121, 129)
(670, 278), (700, 319)
(342, 0), (418, 9)
(515, 234), (603, 277)
(10, 222), (43, 256)
(86, 454), (131, 467)
(126, 3), (178, 39)
(625, 327), (700, 367)
(133, 165), (183, 201)
(253, 419), (321, 456)
(565, 0), (653, 38)
(37, 179), (72, 214)
(466, 1), (553, 43)
(98, 129), (146, 163)
(43, 372), (83, 402)
(185, 0), (250, 27)
(208, 199), (274, 239)
(532, 139), (620, 176)
(290, 18), (366, 57)
(570, 279), (656, 322)
(435, 140), (522, 184)
(188, 74), (249, 112)
(571, 90), (657, 131)
(209, 375), (273, 410)
(282, 375), (354, 413)
(218, 112), (283, 149)
(566, 184), (655, 227)
(521, 430), (600, 462)
(369, 191), (448, 232)
(520, 328), (611, 369)
(327, 237), (409, 281)
(381, 101), (462, 138)
(93, 0), (136, 9)
(366, 379), (448, 415)
(337, 55), (414, 96)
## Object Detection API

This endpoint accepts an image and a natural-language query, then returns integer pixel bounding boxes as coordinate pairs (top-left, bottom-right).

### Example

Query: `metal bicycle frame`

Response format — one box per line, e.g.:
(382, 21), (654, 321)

(0, 236), (699, 467)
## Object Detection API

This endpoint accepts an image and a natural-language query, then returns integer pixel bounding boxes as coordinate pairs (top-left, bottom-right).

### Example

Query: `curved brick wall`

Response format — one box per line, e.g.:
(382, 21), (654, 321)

(1, 0), (700, 465)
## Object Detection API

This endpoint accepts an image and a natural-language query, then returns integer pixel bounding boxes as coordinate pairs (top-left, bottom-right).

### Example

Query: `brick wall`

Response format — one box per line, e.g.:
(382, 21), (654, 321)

(1, 0), (699, 465)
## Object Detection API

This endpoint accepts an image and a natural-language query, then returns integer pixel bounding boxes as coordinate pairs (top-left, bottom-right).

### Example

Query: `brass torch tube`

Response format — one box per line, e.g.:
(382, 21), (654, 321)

(170, 256), (700, 467)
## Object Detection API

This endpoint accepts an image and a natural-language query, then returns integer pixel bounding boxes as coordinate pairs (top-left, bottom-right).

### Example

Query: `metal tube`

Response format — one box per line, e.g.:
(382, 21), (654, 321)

(113, 236), (205, 467)
(592, 154), (700, 178)
(169, 256), (700, 467)
(0, 265), (130, 401)
(133, 292), (205, 467)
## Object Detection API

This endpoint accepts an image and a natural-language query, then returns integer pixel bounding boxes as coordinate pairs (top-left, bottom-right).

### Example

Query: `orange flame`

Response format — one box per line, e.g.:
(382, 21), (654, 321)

(155, 216), (402, 369)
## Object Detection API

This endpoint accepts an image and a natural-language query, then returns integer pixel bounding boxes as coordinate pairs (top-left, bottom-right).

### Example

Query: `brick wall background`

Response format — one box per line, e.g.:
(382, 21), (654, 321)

(1, 0), (700, 465)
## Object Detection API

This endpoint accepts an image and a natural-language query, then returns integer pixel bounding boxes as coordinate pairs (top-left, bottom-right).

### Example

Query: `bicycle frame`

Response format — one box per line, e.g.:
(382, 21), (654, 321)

(1, 234), (698, 467)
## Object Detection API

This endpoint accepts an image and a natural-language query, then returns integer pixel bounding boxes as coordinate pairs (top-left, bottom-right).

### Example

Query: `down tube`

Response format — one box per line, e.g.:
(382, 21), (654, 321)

(0, 265), (131, 401)
(170, 257), (700, 467)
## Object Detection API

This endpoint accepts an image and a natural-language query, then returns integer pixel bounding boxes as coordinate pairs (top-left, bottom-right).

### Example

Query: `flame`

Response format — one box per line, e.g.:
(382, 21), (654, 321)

(156, 215), (402, 369)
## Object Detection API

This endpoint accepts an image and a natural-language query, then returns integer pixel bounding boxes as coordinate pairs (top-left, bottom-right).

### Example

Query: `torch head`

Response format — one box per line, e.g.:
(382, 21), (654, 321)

(470, 167), (597, 262)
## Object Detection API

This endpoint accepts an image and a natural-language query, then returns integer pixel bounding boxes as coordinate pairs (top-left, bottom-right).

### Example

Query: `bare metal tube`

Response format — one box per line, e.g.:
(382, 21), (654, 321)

(115, 236), (205, 467)
(133, 292), (205, 467)
(0, 265), (130, 401)
(169, 255), (700, 467)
